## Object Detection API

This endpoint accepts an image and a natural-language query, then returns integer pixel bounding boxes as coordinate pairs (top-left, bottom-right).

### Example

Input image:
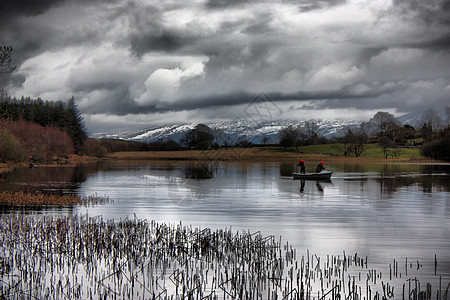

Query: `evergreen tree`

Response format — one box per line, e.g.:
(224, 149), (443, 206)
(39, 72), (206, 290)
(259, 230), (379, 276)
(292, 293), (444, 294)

(65, 97), (87, 154)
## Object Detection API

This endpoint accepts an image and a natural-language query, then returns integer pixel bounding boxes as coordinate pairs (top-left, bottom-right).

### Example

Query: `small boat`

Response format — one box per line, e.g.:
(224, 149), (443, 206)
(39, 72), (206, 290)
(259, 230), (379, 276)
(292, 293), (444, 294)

(292, 170), (333, 180)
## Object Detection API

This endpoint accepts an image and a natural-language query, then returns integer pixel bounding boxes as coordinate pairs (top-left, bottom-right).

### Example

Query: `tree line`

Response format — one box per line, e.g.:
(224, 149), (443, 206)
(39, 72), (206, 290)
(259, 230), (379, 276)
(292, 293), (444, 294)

(119, 107), (450, 162)
(0, 93), (183, 162)
(277, 108), (450, 161)
(1, 91), (448, 163)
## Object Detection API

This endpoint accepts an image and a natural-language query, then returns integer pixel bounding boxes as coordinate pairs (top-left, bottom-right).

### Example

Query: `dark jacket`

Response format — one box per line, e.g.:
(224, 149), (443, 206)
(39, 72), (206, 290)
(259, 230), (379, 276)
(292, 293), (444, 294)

(316, 162), (325, 173)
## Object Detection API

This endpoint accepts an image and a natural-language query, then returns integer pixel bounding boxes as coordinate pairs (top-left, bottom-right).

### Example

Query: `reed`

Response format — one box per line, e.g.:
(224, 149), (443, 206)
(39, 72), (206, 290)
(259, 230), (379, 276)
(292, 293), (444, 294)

(0, 191), (112, 208)
(0, 214), (448, 299)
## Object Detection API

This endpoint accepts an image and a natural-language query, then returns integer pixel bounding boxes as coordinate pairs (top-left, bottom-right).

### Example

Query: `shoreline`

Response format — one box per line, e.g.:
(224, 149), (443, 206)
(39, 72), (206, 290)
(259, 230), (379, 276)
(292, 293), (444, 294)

(107, 147), (444, 164)
(0, 147), (445, 174)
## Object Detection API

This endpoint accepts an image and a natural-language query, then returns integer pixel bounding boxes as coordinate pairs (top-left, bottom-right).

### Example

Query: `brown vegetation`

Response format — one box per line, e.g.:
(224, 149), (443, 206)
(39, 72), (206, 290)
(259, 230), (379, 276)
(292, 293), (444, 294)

(0, 95), (87, 162)
(0, 192), (112, 208)
(4, 119), (74, 161)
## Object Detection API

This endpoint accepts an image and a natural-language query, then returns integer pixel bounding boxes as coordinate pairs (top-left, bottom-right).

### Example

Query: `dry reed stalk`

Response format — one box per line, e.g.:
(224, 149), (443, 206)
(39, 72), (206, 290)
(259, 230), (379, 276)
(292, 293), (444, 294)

(0, 214), (448, 299)
(0, 192), (112, 208)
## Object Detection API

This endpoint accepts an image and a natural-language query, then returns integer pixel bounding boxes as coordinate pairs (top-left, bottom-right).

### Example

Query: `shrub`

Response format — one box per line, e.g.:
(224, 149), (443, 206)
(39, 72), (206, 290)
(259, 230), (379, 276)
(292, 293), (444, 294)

(82, 139), (108, 157)
(99, 139), (150, 152)
(421, 138), (450, 162)
(0, 127), (24, 163)
(420, 129), (450, 162)
(4, 118), (74, 161)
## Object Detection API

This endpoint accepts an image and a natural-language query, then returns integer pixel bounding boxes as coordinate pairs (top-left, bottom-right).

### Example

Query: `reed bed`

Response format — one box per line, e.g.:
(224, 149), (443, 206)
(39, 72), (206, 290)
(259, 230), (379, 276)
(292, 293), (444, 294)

(0, 214), (448, 300)
(0, 192), (113, 208)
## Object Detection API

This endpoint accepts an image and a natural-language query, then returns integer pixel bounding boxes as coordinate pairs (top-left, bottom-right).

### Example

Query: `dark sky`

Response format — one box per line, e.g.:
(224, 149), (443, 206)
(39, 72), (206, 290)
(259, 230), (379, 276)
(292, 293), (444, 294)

(1, 0), (449, 133)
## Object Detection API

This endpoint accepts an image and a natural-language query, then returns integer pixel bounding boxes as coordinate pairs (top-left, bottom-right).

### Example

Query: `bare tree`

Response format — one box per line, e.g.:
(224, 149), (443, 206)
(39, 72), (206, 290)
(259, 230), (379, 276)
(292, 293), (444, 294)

(340, 126), (369, 157)
(368, 111), (399, 138)
(421, 108), (442, 141)
(339, 130), (354, 156)
(422, 108), (442, 128)
(278, 125), (301, 150)
(0, 4), (16, 74)
(445, 105), (450, 129)
(0, 46), (16, 74)
(379, 136), (404, 159)
(181, 124), (214, 150)
(300, 121), (318, 145)
(351, 127), (369, 157)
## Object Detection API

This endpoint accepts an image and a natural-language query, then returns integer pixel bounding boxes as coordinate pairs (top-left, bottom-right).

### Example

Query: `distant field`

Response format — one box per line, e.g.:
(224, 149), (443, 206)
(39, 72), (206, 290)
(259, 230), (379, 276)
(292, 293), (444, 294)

(109, 144), (430, 163)
(288, 143), (424, 159)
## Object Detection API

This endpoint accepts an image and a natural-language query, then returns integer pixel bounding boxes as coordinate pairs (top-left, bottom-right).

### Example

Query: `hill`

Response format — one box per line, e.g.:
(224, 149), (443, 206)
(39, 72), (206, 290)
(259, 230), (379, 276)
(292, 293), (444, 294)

(92, 119), (362, 144)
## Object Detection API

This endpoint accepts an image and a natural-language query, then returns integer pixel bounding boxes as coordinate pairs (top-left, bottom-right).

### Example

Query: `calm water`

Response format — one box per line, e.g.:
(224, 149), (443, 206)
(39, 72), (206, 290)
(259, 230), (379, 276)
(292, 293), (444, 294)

(2, 160), (450, 285)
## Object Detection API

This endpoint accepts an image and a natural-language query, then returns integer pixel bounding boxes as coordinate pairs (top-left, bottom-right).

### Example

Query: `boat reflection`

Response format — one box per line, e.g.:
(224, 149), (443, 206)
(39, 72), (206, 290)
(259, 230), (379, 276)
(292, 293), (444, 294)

(299, 178), (333, 193)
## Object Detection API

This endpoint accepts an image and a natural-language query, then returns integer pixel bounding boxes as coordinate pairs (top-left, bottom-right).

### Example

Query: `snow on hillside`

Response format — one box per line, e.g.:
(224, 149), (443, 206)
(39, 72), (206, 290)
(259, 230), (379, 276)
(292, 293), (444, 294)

(396, 110), (448, 127)
(92, 109), (449, 144)
(91, 119), (361, 144)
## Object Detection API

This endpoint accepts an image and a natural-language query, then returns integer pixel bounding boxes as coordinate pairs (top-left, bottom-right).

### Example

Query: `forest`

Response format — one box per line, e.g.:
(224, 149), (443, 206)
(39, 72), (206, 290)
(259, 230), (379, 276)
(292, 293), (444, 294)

(0, 94), (87, 163)
(0, 93), (159, 163)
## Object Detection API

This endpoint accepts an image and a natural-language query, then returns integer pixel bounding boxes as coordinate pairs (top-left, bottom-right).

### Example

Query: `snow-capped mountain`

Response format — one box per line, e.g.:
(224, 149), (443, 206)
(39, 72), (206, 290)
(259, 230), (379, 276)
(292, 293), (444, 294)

(396, 110), (448, 127)
(91, 119), (361, 144)
(91, 109), (449, 144)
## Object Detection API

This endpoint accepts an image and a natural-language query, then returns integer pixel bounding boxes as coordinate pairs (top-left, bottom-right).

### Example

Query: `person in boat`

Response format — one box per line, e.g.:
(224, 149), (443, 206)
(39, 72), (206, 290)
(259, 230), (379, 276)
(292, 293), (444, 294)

(297, 159), (306, 174)
(315, 161), (325, 173)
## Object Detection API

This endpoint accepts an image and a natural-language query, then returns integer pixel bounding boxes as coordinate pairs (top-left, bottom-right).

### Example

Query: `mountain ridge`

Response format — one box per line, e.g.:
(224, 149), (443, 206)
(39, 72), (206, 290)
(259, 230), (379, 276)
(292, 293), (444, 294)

(91, 109), (449, 145)
(91, 119), (362, 144)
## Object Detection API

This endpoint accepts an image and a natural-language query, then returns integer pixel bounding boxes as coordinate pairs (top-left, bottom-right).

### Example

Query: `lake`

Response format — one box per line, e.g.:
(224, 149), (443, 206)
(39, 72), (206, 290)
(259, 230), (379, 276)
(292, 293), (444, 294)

(1, 159), (450, 296)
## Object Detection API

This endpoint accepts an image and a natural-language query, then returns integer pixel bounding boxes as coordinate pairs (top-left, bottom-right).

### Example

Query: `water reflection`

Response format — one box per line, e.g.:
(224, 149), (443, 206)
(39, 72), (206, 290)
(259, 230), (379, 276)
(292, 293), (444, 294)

(336, 163), (450, 196)
(2, 161), (448, 211)
(279, 162), (296, 176)
(315, 181), (324, 192)
(298, 179), (332, 193)
(300, 179), (305, 193)
(1, 161), (450, 283)
(0, 163), (98, 193)
(182, 161), (216, 179)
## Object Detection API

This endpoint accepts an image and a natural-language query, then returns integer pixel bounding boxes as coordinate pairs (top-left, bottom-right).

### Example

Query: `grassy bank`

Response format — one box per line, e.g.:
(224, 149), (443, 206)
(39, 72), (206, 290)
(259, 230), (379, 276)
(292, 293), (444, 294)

(2, 145), (438, 171)
(107, 145), (438, 164)
(291, 143), (424, 159)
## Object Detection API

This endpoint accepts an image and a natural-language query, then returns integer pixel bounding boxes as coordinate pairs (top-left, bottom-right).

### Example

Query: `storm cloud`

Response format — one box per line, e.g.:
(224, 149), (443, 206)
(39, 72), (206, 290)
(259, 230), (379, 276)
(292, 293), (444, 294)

(0, 0), (449, 133)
